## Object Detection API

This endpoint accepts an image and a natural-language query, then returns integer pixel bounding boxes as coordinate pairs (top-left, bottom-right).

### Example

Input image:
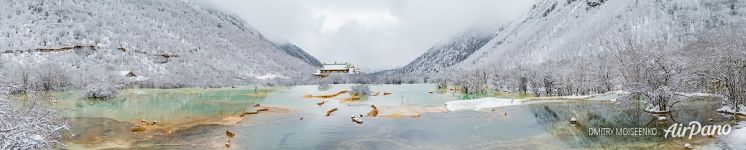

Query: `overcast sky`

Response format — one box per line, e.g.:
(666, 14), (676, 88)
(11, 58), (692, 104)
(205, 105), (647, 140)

(203, 0), (534, 71)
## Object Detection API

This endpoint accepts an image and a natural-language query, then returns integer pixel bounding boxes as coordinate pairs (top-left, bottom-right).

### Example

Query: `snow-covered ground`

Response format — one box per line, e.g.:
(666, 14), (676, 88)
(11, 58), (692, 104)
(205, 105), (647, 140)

(675, 92), (722, 98)
(717, 105), (746, 116)
(254, 73), (288, 80)
(444, 91), (626, 112)
(445, 98), (522, 112)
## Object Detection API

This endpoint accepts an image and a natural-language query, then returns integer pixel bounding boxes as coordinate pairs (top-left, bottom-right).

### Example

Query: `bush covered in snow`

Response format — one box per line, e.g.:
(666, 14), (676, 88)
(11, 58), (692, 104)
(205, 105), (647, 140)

(434, 79), (448, 89)
(350, 84), (372, 96)
(83, 82), (118, 99)
(0, 97), (69, 149)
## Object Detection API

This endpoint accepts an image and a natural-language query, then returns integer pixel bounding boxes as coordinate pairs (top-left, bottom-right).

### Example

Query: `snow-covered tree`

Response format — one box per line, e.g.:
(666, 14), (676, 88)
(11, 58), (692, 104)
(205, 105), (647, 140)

(349, 84), (372, 96)
(685, 25), (746, 114)
(0, 96), (69, 149)
(82, 82), (118, 99)
(611, 37), (684, 113)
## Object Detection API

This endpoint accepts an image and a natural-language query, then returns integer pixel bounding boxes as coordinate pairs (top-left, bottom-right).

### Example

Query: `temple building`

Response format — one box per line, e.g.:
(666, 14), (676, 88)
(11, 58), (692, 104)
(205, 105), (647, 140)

(313, 62), (360, 77)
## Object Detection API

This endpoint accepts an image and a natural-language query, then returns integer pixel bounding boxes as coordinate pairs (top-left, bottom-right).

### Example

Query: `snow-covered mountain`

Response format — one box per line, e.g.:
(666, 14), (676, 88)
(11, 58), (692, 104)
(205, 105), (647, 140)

(452, 0), (745, 71)
(400, 27), (498, 74)
(0, 0), (317, 86)
(274, 42), (322, 67)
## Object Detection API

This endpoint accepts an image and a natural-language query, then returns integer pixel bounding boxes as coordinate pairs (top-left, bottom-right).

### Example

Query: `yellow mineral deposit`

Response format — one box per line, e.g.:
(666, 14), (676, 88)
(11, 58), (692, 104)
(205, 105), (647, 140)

(305, 90), (349, 99)
(367, 105), (379, 117)
(341, 95), (361, 102)
(130, 126), (146, 133)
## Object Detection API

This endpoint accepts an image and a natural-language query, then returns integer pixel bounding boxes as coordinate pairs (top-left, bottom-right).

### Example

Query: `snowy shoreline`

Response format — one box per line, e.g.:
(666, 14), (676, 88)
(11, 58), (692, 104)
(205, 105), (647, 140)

(444, 91), (622, 112)
(445, 98), (523, 112)
(717, 105), (746, 116)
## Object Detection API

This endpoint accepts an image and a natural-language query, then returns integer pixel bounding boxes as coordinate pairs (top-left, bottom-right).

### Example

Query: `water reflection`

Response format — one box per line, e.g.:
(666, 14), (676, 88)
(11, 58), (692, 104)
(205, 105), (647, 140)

(45, 87), (269, 125)
(529, 100), (725, 149)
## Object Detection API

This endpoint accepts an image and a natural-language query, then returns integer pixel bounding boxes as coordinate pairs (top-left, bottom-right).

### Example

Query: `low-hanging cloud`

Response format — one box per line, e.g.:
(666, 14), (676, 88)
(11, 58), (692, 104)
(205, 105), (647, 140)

(203, 0), (534, 71)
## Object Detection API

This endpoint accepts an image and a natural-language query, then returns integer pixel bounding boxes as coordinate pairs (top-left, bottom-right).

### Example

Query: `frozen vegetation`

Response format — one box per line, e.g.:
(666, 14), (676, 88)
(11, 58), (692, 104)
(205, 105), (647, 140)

(82, 82), (118, 99)
(349, 84), (372, 96)
(0, 96), (69, 149)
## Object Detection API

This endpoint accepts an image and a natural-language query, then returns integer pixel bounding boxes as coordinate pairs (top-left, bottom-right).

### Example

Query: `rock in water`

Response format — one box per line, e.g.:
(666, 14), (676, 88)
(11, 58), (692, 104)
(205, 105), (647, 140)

(317, 101), (326, 106)
(569, 117), (578, 124)
(684, 143), (692, 149)
(657, 116), (667, 121)
(326, 108), (338, 117)
(226, 130), (235, 138)
(351, 116), (363, 124)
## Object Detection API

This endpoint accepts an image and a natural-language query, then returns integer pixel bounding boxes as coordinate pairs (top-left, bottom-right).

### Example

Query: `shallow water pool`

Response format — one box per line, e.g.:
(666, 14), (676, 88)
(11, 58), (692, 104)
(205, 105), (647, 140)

(27, 84), (733, 149)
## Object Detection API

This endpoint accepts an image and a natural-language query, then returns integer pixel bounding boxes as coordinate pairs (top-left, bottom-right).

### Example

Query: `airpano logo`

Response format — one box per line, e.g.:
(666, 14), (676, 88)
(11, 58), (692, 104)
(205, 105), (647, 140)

(588, 127), (658, 136)
(588, 121), (732, 138)
(664, 121), (732, 139)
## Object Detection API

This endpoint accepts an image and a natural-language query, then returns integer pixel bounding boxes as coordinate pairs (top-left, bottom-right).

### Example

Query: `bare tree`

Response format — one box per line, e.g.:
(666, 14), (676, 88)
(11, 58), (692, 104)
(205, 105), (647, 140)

(611, 36), (683, 113)
(33, 63), (69, 91)
(686, 25), (746, 114)
(519, 77), (528, 96)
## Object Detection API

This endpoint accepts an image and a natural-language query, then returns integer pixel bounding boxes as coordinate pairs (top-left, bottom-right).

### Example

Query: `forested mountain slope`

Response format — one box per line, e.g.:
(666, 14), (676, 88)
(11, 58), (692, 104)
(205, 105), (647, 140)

(455, 0), (745, 70)
(401, 28), (498, 74)
(275, 42), (322, 67)
(0, 0), (317, 88)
